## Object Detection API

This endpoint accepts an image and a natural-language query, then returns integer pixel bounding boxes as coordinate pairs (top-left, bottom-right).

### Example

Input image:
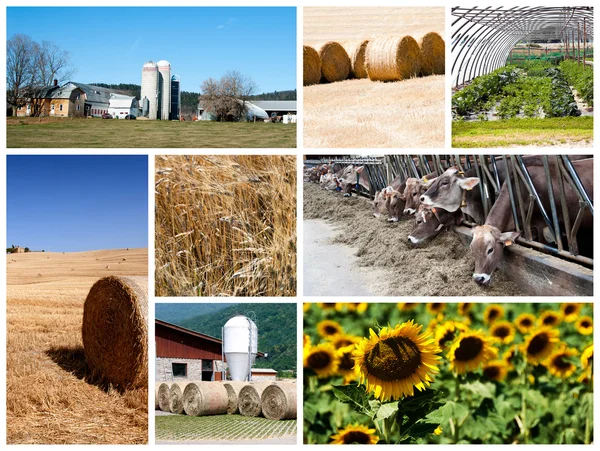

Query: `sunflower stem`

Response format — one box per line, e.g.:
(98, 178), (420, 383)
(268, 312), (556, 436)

(584, 376), (593, 444)
(454, 372), (461, 443)
(521, 364), (529, 444)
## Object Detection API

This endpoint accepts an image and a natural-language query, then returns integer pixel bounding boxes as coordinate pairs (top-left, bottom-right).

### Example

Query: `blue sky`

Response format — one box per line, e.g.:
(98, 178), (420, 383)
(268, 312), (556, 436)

(7, 155), (148, 252)
(7, 7), (296, 93)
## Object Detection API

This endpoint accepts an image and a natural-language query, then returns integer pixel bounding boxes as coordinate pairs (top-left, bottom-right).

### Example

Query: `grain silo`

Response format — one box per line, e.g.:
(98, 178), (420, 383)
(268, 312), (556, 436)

(222, 316), (258, 381)
(141, 61), (158, 120)
(170, 75), (181, 120)
(157, 60), (171, 121)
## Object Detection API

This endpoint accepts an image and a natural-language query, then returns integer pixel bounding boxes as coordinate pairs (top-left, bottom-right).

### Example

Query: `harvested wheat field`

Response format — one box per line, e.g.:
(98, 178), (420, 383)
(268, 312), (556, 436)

(155, 155), (297, 297)
(6, 248), (148, 444)
(304, 7), (445, 148)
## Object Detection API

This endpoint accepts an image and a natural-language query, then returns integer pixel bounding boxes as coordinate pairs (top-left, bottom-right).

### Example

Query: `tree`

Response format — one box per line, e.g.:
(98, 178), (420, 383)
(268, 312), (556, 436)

(24, 247), (30, 253)
(36, 40), (74, 87)
(199, 71), (258, 122)
(6, 34), (38, 116)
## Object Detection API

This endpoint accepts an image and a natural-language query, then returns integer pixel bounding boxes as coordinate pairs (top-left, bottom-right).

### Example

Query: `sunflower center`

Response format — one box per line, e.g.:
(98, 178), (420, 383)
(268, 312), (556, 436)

(488, 309), (500, 321)
(336, 339), (354, 348)
(307, 351), (331, 370)
(581, 320), (591, 328)
(324, 325), (339, 335)
(483, 366), (500, 379)
(431, 303), (441, 310)
(454, 336), (483, 361)
(565, 305), (576, 315)
(365, 336), (421, 381)
(527, 333), (548, 355)
(520, 318), (532, 327)
(493, 326), (510, 338)
(439, 330), (454, 346)
(543, 315), (557, 325)
(553, 355), (572, 370)
(339, 352), (354, 371)
(342, 431), (371, 444)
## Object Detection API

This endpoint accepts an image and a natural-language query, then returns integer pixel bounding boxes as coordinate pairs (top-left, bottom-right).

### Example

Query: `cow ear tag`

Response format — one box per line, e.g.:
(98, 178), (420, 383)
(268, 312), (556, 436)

(505, 240), (513, 246)
(431, 208), (437, 213)
(422, 177), (428, 183)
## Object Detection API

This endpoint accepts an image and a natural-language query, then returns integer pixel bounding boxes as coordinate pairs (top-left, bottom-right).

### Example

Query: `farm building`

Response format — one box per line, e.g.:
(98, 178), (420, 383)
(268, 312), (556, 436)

(108, 94), (139, 119)
(140, 60), (180, 120)
(11, 246), (25, 254)
(155, 319), (270, 382)
(251, 100), (297, 117)
(196, 100), (270, 122)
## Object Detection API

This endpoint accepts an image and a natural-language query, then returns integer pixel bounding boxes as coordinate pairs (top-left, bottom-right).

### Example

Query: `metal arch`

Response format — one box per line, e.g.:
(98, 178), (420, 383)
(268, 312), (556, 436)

(451, 6), (594, 86)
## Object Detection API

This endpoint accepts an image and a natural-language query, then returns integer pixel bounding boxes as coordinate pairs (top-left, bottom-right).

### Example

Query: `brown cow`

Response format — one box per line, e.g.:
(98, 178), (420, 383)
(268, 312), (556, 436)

(337, 165), (370, 197)
(407, 205), (462, 245)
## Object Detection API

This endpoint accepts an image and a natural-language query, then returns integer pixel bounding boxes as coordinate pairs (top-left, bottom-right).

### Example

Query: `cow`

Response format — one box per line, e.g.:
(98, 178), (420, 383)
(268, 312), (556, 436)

(372, 175), (405, 219)
(337, 165), (370, 197)
(407, 205), (462, 245)
(470, 158), (593, 286)
(403, 177), (436, 215)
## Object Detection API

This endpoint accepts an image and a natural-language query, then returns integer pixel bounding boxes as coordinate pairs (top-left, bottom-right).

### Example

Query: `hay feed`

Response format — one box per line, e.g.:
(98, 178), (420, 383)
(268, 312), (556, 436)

(157, 382), (171, 412)
(261, 383), (297, 420)
(223, 381), (247, 414)
(169, 382), (191, 414)
(316, 42), (350, 83)
(342, 40), (370, 79)
(238, 382), (273, 417)
(303, 45), (321, 86)
(182, 382), (229, 417)
(366, 35), (422, 82)
(82, 276), (148, 389)
(419, 32), (445, 76)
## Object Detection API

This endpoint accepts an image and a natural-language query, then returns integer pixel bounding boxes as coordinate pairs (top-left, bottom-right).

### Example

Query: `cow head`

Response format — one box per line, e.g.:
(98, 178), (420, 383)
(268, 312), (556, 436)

(471, 225), (520, 286)
(420, 168), (480, 212)
(408, 205), (460, 245)
(403, 177), (436, 215)
(372, 187), (391, 218)
(338, 165), (365, 197)
(385, 189), (404, 222)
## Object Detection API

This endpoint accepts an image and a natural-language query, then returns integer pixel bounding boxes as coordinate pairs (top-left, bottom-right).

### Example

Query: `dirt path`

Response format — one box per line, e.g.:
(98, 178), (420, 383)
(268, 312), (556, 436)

(303, 183), (523, 296)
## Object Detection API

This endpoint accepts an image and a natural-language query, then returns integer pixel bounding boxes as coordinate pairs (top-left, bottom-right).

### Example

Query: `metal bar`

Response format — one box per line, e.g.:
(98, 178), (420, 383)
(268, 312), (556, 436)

(555, 157), (575, 254)
(516, 237), (593, 266)
(502, 156), (521, 231)
(423, 156), (432, 174)
(569, 204), (586, 255)
(510, 155), (531, 240)
(480, 155), (500, 195)
(408, 156), (420, 178)
(490, 156), (502, 197)
(472, 156), (489, 219)
(542, 155), (563, 251)
(562, 156), (594, 214)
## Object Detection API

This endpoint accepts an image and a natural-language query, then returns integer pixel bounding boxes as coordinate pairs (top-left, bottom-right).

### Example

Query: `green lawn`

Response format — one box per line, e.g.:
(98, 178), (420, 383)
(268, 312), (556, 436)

(452, 116), (593, 148)
(155, 414), (297, 441)
(7, 117), (296, 148)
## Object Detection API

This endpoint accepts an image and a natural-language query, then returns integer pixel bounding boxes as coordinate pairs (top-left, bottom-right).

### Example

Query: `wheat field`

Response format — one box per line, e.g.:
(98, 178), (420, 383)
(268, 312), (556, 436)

(304, 7), (445, 148)
(6, 248), (148, 444)
(155, 155), (297, 297)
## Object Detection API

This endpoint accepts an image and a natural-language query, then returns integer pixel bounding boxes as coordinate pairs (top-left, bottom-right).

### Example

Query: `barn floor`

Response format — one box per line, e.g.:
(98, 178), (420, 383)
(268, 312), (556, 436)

(303, 183), (524, 296)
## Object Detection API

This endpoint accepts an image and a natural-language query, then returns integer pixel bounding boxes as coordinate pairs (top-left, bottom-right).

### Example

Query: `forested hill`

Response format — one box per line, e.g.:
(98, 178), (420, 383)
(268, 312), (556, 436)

(248, 90), (297, 100)
(176, 303), (297, 374)
(156, 303), (234, 324)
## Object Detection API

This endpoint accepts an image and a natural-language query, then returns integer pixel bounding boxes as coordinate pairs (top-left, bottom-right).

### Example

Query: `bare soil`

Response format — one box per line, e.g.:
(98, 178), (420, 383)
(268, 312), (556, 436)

(304, 183), (523, 296)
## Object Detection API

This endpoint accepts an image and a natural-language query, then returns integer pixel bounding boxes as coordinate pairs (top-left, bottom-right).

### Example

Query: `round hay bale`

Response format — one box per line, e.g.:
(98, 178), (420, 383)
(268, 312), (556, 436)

(261, 383), (297, 420)
(316, 42), (350, 83)
(157, 382), (171, 412)
(419, 32), (445, 76)
(366, 35), (422, 82)
(82, 276), (148, 389)
(303, 45), (321, 86)
(342, 40), (370, 79)
(238, 382), (273, 417)
(155, 385), (160, 410)
(222, 381), (247, 414)
(169, 382), (192, 414)
(182, 382), (229, 416)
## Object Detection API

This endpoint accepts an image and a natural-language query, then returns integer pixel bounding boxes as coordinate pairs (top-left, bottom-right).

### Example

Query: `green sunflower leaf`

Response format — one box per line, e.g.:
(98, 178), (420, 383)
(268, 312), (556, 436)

(331, 384), (370, 415)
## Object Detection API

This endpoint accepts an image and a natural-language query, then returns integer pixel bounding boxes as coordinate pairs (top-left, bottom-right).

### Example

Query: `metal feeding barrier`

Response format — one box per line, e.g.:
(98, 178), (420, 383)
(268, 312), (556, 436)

(306, 155), (593, 267)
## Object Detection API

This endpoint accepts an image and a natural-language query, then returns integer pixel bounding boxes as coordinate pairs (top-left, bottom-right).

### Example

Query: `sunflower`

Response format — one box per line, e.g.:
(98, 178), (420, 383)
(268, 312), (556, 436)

(483, 304), (504, 324)
(427, 303), (446, 315)
(433, 426), (443, 436)
(434, 321), (467, 350)
(336, 302), (368, 313)
(489, 321), (516, 345)
(397, 302), (419, 311)
(560, 303), (582, 322)
(581, 344), (593, 370)
(482, 360), (510, 382)
(330, 424), (379, 444)
(337, 344), (359, 384)
(447, 330), (498, 374)
(317, 319), (344, 338)
(538, 310), (563, 328)
(545, 346), (579, 379)
(521, 328), (560, 364)
(317, 302), (337, 311)
(353, 320), (441, 401)
(457, 302), (473, 317)
(303, 334), (311, 347)
(575, 316), (593, 336)
(503, 344), (519, 368)
(303, 303), (311, 312)
(303, 342), (339, 378)
(515, 313), (536, 334)
(328, 333), (361, 350)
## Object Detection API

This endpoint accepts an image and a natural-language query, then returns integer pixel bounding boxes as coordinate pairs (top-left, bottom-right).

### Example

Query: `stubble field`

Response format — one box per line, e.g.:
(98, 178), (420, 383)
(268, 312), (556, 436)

(6, 248), (148, 444)
(304, 7), (445, 148)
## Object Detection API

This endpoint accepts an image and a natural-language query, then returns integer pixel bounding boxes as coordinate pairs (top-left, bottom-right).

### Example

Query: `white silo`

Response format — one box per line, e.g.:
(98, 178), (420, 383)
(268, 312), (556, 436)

(157, 60), (171, 121)
(141, 61), (158, 120)
(223, 315), (258, 381)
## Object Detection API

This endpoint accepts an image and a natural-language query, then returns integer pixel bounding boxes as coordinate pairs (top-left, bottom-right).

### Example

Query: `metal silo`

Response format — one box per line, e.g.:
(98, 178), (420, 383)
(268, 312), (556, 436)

(170, 75), (181, 120)
(222, 315), (258, 381)
(141, 61), (158, 120)
(157, 60), (171, 121)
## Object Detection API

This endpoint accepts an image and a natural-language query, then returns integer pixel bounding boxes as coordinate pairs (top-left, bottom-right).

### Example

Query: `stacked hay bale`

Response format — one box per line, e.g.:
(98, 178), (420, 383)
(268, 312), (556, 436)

(261, 382), (297, 420)
(303, 46), (321, 86)
(223, 381), (247, 414)
(182, 382), (229, 416)
(342, 40), (370, 79)
(157, 382), (172, 412)
(169, 381), (191, 414)
(238, 382), (274, 417)
(418, 32), (445, 76)
(316, 42), (350, 83)
(365, 35), (422, 81)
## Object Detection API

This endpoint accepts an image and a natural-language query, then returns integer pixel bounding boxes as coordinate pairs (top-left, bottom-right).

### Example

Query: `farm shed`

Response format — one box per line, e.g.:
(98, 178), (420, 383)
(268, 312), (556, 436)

(251, 100), (297, 117)
(452, 6), (594, 86)
(251, 368), (278, 381)
(196, 100), (269, 122)
(155, 319), (265, 382)
(11, 246), (25, 254)
(108, 93), (139, 119)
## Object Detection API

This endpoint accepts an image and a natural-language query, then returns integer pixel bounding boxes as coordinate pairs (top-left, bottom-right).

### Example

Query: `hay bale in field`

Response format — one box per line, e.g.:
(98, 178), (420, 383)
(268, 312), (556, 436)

(155, 385), (160, 410)
(303, 45), (321, 86)
(182, 382), (229, 416)
(238, 382), (273, 417)
(82, 276), (148, 389)
(366, 36), (422, 82)
(316, 42), (350, 83)
(223, 381), (247, 414)
(169, 382), (191, 414)
(261, 383), (297, 420)
(418, 32), (445, 76)
(342, 40), (370, 79)
(157, 382), (171, 411)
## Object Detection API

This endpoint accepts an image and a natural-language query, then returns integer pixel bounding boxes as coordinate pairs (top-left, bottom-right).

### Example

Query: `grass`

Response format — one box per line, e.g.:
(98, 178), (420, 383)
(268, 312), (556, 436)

(303, 7), (445, 148)
(6, 117), (297, 148)
(155, 414), (297, 441)
(6, 249), (148, 444)
(452, 116), (594, 148)
(155, 155), (297, 297)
